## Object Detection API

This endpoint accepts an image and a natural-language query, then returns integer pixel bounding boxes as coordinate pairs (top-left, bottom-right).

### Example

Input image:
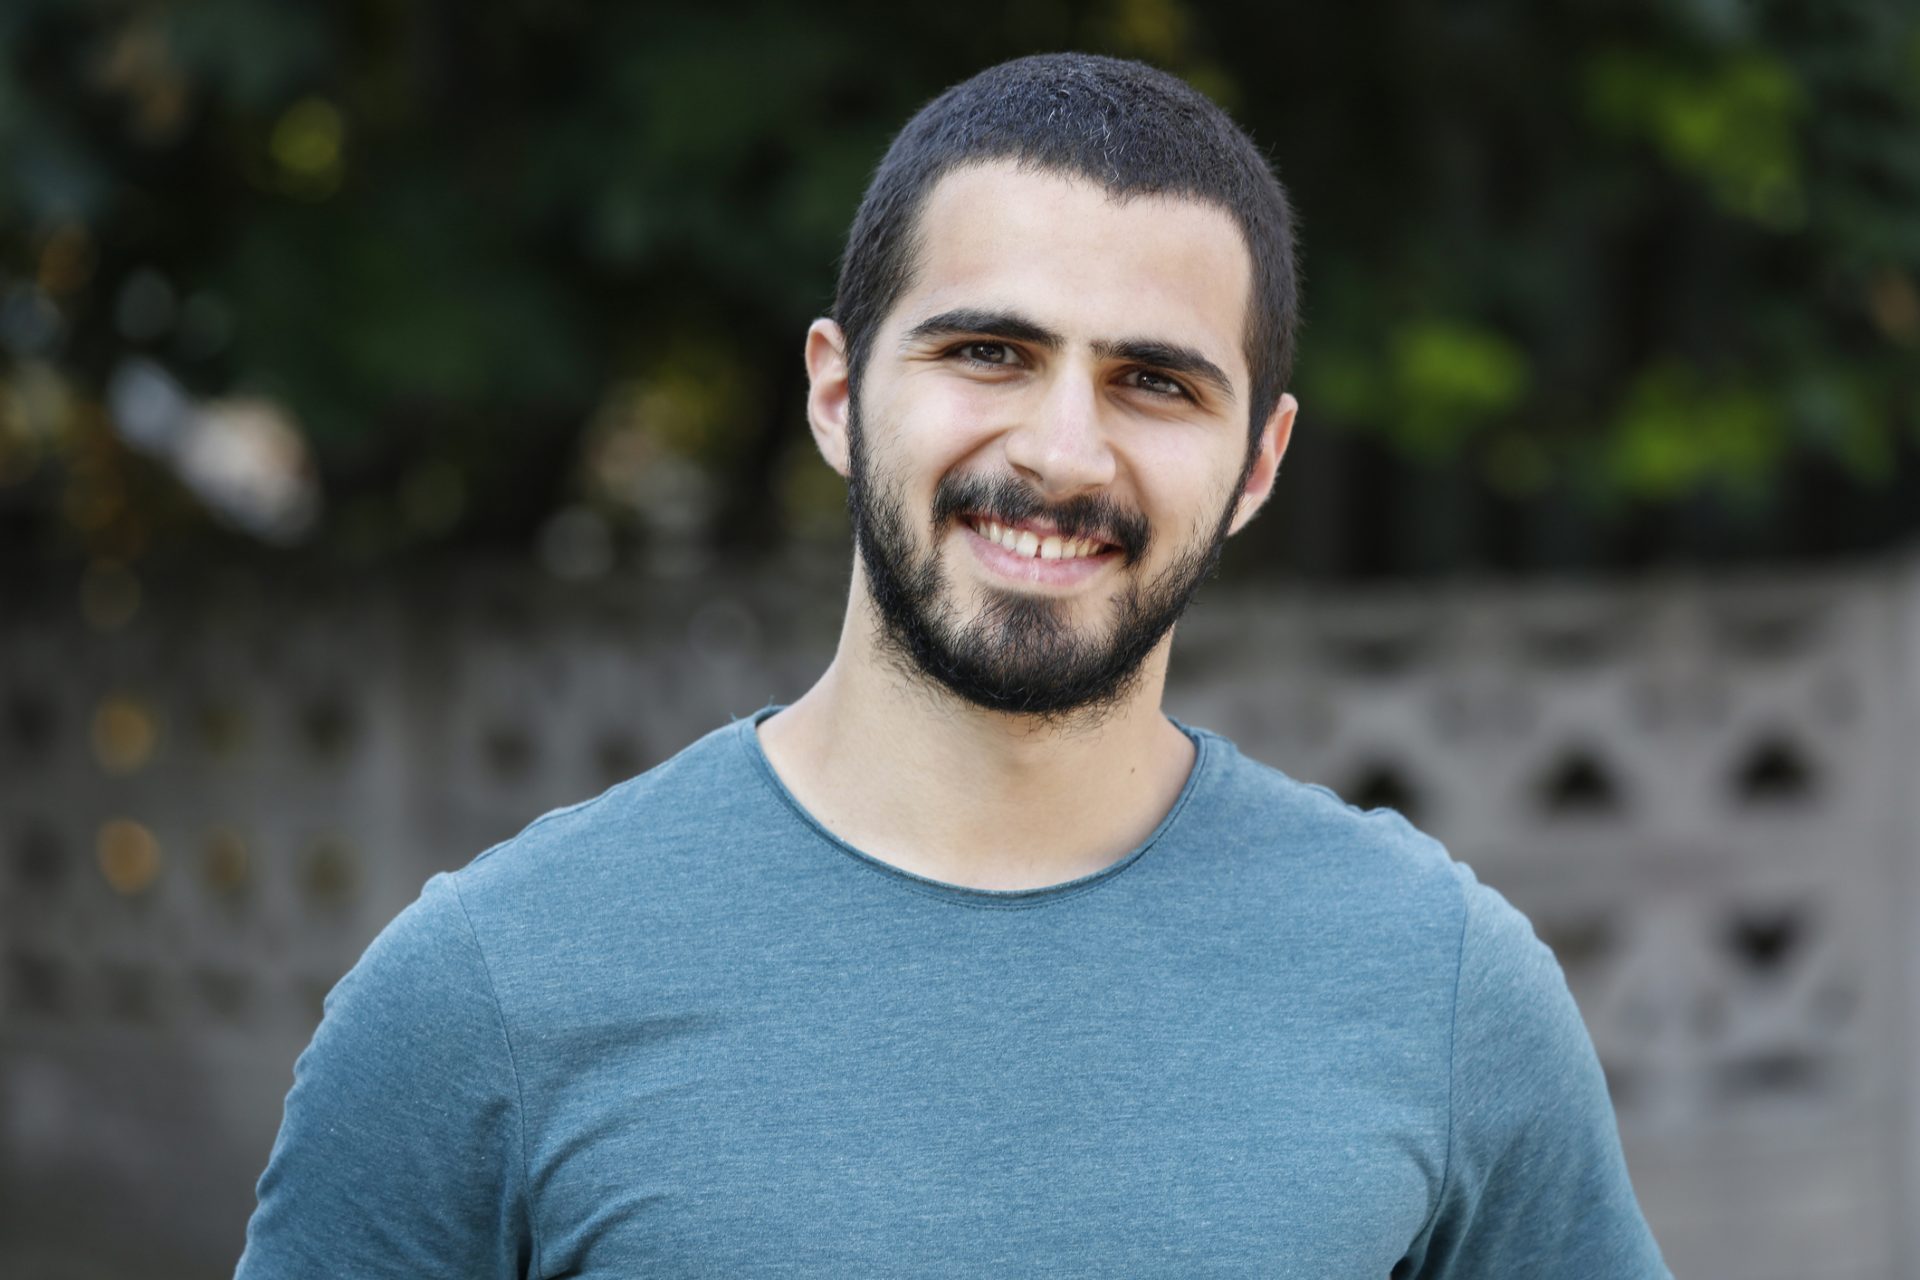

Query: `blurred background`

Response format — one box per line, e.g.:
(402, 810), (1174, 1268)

(2, 1), (1918, 1276)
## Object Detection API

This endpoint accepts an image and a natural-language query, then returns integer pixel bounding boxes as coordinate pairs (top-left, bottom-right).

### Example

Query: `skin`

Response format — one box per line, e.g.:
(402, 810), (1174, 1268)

(758, 160), (1298, 891)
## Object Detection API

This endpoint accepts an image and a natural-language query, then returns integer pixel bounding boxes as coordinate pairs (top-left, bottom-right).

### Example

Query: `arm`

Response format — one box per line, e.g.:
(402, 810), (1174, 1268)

(1401, 865), (1671, 1279)
(235, 872), (534, 1279)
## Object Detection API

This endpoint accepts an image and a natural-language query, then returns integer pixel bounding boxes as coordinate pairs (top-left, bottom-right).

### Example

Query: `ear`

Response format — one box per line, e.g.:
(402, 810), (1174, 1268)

(1227, 392), (1298, 537)
(805, 318), (854, 479)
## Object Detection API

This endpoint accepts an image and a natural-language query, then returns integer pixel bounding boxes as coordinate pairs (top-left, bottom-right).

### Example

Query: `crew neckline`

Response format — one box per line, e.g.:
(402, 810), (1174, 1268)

(733, 703), (1213, 909)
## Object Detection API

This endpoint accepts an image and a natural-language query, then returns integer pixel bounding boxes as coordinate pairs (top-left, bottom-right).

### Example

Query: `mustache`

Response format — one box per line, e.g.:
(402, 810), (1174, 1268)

(930, 472), (1150, 564)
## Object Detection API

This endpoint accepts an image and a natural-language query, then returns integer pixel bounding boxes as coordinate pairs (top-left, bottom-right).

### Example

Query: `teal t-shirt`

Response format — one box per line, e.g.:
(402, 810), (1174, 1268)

(237, 707), (1670, 1278)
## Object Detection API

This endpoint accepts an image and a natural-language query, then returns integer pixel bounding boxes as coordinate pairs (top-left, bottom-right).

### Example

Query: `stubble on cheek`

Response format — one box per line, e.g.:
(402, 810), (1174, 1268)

(843, 393), (1243, 722)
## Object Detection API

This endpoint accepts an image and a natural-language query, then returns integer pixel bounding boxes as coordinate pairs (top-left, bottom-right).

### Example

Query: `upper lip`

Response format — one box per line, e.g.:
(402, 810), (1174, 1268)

(963, 512), (1114, 548)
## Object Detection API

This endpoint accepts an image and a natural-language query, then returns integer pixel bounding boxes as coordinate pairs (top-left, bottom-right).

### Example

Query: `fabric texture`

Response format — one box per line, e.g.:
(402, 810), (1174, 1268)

(236, 706), (1671, 1278)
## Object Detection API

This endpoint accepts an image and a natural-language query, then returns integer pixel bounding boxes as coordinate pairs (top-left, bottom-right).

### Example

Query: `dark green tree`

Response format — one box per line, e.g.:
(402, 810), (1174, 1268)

(1, 0), (1915, 576)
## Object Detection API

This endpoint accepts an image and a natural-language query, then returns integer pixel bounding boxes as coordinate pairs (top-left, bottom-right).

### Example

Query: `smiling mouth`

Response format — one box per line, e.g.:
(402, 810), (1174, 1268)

(961, 515), (1116, 562)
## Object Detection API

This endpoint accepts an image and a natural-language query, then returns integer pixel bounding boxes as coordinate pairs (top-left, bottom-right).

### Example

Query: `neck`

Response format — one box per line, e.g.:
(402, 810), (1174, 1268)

(755, 567), (1197, 891)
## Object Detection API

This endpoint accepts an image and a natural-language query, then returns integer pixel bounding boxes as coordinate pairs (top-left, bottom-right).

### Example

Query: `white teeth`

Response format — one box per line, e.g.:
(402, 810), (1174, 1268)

(970, 519), (1106, 560)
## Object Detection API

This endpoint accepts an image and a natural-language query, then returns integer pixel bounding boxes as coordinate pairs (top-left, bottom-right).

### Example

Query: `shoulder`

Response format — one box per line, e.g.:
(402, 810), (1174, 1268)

(1185, 725), (1472, 928)
(1411, 866), (1667, 1275)
(444, 714), (763, 914)
(1449, 861), (1593, 1077)
(240, 876), (532, 1277)
(1198, 729), (1574, 1020)
(1194, 729), (1584, 1078)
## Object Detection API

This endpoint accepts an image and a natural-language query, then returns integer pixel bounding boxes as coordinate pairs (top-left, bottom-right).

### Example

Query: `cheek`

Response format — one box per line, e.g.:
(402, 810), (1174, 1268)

(887, 378), (1016, 476)
(1111, 425), (1239, 533)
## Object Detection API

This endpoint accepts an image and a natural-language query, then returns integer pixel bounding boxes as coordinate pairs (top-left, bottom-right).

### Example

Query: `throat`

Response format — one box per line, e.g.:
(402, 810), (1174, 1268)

(758, 685), (1196, 893)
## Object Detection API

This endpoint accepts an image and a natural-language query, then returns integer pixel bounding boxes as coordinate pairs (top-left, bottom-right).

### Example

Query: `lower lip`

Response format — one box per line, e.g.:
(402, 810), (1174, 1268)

(958, 522), (1120, 588)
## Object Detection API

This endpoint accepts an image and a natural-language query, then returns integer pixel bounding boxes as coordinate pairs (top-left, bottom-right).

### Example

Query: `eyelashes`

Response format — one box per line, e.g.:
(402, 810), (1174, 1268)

(950, 341), (1019, 368)
(941, 342), (1195, 401)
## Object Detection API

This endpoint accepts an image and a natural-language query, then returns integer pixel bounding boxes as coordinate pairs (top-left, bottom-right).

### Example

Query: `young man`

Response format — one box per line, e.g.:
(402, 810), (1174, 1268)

(238, 54), (1671, 1277)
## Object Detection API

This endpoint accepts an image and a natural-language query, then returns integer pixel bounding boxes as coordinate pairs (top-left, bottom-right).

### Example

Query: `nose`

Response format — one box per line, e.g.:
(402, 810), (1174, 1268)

(1000, 366), (1118, 498)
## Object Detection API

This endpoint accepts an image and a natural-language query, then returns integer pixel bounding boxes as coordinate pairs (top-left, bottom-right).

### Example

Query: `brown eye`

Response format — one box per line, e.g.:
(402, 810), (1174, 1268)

(959, 342), (1013, 364)
(1131, 369), (1190, 399)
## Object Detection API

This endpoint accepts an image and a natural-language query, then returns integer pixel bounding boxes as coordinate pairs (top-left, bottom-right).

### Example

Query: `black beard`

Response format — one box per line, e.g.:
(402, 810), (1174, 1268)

(844, 393), (1246, 727)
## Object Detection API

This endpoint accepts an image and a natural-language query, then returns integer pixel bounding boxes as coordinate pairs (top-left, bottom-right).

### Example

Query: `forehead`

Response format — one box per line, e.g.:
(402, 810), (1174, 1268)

(898, 160), (1253, 379)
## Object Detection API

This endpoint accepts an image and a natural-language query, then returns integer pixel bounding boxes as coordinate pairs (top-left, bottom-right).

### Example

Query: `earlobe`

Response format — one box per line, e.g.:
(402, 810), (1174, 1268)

(805, 319), (854, 479)
(1228, 392), (1298, 536)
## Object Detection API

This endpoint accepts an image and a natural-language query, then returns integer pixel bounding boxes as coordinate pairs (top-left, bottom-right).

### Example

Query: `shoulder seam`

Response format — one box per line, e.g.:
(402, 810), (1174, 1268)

(1410, 865), (1471, 1260)
(477, 726), (732, 864)
(445, 873), (543, 1278)
(472, 789), (619, 866)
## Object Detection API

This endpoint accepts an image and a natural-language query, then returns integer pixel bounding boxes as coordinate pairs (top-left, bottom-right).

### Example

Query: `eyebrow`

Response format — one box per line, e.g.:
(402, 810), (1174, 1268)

(1091, 337), (1236, 404)
(901, 307), (1237, 404)
(902, 308), (1062, 350)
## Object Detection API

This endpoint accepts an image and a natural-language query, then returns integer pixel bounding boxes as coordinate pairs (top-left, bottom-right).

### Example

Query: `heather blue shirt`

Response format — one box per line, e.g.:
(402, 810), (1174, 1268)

(237, 706), (1670, 1278)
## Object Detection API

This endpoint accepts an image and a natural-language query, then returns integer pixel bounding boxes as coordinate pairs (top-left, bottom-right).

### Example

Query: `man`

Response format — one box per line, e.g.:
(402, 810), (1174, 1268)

(238, 53), (1671, 1277)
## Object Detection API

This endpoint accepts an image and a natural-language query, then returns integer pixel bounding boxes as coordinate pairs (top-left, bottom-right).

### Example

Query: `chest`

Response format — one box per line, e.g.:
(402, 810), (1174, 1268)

(517, 960), (1446, 1278)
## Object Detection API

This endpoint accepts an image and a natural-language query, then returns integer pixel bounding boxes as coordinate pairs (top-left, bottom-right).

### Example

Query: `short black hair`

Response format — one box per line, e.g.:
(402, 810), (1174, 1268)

(832, 52), (1301, 444)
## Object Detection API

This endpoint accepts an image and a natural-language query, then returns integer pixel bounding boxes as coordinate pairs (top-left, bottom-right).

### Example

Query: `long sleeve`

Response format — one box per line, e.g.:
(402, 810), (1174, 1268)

(235, 872), (534, 1279)
(1401, 865), (1672, 1278)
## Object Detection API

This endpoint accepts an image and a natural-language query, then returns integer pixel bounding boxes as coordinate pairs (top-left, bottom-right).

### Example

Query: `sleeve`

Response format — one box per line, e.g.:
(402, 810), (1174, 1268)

(234, 872), (534, 1280)
(1401, 865), (1673, 1279)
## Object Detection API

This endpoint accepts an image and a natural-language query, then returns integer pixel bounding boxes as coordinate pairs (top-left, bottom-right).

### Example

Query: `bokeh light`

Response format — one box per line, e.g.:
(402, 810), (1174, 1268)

(96, 818), (163, 895)
(91, 695), (158, 775)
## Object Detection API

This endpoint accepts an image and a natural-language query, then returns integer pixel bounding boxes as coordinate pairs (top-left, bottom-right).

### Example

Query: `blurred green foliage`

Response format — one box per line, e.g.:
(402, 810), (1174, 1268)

(0, 0), (1916, 572)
